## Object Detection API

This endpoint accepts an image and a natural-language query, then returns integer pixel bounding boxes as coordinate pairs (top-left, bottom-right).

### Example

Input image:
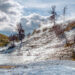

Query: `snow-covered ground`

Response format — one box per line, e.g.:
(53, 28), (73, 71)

(0, 60), (75, 75)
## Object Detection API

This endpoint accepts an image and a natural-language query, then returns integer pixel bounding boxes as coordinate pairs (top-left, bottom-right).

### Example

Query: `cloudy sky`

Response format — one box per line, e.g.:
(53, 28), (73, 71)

(17, 0), (75, 16)
(0, 0), (75, 35)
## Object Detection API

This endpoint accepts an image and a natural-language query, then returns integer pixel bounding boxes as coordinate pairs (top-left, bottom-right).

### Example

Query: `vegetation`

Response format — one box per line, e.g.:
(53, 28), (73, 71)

(0, 33), (9, 47)
(42, 27), (48, 32)
(72, 50), (75, 60)
(32, 29), (37, 35)
(64, 42), (75, 47)
(64, 21), (75, 48)
(17, 23), (25, 43)
(64, 21), (75, 31)
(9, 23), (25, 46)
(0, 65), (16, 69)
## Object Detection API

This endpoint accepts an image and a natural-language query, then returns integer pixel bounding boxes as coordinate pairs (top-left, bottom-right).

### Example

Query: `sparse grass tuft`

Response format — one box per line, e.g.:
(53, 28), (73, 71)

(42, 28), (48, 32)
(64, 42), (75, 47)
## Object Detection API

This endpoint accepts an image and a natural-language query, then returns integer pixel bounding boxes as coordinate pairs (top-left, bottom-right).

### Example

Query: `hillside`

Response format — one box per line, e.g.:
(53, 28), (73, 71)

(0, 18), (75, 64)
(0, 34), (9, 47)
(2, 18), (73, 63)
(0, 18), (75, 75)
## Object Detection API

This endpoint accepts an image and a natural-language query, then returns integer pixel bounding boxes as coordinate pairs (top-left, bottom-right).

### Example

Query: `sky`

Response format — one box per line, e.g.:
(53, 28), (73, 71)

(16, 0), (75, 16)
(0, 0), (75, 35)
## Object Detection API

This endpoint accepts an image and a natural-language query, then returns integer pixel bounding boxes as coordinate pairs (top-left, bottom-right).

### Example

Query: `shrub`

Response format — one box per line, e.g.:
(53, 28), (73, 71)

(36, 30), (41, 33)
(32, 29), (36, 35)
(32, 29), (40, 35)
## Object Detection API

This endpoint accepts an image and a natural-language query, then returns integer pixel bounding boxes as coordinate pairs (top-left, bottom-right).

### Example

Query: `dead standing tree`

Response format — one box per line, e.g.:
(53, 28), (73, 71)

(63, 6), (67, 23)
(49, 5), (57, 26)
(49, 6), (67, 40)
(17, 23), (25, 43)
(17, 23), (25, 53)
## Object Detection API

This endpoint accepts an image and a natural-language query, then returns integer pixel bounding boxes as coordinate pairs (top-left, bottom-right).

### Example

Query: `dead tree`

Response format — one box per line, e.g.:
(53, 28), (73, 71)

(17, 23), (25, 44)
(63, 6), (67, 23)
(16, 23), (25, 54)
(49, 5), (57, 26)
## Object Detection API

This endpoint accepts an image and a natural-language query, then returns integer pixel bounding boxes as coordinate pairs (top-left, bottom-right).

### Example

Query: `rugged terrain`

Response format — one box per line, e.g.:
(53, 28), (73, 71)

(0, 18), (75, 75)
(4, 18), (74, 63)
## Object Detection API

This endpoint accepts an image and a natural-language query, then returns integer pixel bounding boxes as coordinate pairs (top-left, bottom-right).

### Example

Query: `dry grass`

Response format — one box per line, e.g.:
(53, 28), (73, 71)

(33, 37), (40, 41)
(42, 28), (48, 32)
(32, 29), (41, 35)
(64, 42), (74, 47)
(36, 30), (41, 34)
(72, 51), (75, 61)
(64, 21), (75, 31)
(0, 34), (9, 47)
(32, 29), (36, 35)
(0, 65), (16, 69)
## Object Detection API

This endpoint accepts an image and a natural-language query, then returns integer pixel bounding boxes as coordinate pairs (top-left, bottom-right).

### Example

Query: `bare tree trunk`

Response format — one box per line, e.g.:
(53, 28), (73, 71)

(74, 36), (75, 43)
(54, 18), (55, 26)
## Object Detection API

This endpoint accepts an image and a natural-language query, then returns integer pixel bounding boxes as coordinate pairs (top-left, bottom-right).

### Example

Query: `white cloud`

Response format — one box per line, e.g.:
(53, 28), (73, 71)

(20, 13), (49, 35)
(0, 0), (23, 35)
